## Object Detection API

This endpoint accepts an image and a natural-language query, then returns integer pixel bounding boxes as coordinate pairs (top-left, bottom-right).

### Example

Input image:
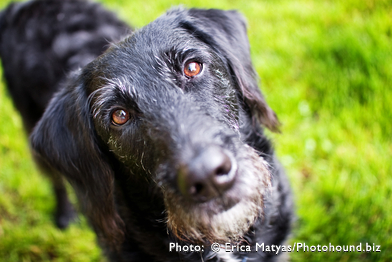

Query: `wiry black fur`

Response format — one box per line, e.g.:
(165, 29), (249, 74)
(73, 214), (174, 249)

(0, 0), (130, 230)
(0, 1), (293, 261)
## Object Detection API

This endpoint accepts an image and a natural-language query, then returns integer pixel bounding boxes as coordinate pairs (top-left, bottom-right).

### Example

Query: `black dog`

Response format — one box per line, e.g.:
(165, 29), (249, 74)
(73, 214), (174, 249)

(0, 0), (130, 228)
(0, 1), (293, 261)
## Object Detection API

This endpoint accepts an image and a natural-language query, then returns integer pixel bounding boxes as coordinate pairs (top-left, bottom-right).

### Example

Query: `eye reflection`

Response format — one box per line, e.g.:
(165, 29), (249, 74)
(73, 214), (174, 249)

(111, 109), (130, 125)
(184, 61), (202, 77)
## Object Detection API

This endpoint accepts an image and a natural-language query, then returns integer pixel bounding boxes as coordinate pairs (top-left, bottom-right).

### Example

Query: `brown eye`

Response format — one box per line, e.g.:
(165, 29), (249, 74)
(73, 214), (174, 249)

(184, 61), (202, 77)
(111, 109), (130, 125)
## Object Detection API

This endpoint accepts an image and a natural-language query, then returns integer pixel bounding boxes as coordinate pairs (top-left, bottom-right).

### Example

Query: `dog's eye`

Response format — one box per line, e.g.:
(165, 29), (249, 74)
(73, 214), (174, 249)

(184, 61), (202, 78)
(111, 109), (130, 126)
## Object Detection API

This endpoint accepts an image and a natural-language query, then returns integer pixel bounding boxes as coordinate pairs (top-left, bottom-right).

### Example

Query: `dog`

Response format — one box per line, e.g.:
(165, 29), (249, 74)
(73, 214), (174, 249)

(0, 1), (293, 261)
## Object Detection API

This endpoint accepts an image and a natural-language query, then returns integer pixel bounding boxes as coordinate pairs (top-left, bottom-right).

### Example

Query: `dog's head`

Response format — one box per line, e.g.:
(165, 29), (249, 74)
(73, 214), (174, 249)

(31, 8), (279, 245)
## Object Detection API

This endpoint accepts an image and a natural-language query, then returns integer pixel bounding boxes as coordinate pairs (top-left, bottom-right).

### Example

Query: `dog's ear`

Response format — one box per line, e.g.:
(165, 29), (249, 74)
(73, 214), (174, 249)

(30, 74), (123, 245)
(183, 9), (280, 132)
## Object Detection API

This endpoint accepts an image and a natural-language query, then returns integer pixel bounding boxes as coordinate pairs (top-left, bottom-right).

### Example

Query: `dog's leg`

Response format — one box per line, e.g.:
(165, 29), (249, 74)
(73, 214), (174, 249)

(34, 155), (76, 229)
(50, 171), (76, 229)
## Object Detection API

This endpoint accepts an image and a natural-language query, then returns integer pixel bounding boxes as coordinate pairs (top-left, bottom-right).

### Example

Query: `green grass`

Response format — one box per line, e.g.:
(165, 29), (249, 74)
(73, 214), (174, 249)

(0, 0), (391, 261)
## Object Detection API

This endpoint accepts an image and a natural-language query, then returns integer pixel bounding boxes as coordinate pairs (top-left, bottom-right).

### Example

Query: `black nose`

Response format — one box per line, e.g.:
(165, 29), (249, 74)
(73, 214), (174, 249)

(177, 147), (237, 202)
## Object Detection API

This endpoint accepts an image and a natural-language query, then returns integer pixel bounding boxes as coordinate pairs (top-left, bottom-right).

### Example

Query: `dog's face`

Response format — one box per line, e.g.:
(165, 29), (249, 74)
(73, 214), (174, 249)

(31, 8), (279, 245)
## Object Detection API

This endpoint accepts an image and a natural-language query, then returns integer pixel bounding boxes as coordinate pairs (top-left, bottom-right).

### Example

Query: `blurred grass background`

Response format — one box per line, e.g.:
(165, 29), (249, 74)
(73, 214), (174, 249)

(0, 0), (391, 261)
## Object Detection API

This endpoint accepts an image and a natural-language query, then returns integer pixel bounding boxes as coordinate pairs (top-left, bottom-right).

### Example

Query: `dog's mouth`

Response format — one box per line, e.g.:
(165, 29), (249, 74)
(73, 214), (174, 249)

(163, 145), (271, 244)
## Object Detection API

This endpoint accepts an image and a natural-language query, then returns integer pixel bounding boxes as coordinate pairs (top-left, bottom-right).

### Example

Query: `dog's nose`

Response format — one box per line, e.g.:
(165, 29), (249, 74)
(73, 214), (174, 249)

(177, 147), (236, 202)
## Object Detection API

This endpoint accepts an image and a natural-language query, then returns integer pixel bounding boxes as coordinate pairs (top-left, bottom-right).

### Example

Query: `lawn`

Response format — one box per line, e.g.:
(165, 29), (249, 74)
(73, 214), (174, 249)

(0, 0), (391, 261)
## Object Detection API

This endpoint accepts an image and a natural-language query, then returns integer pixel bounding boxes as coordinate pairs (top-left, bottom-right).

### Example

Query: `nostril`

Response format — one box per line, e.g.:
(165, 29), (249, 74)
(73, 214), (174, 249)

(213, 151), (236, 188)
(190, 183), (204, 196)
(214, 154), (232, 177)
(216, 167), (226, 176)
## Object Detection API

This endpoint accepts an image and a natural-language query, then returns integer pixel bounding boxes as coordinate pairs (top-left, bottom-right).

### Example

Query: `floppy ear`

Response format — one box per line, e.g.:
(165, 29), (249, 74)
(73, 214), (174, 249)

(183, 9), (280, 132)
(30, 74), (123, 245)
